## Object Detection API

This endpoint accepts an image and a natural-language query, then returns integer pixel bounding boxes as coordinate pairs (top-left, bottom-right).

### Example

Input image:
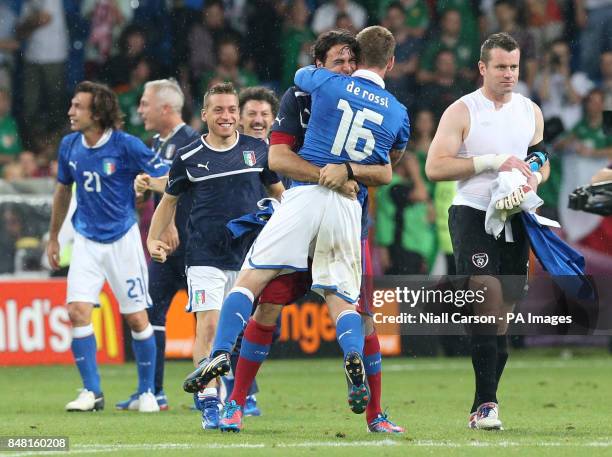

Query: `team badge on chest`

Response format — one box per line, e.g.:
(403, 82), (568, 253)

(164, 144), (176, 160)
(243, 150), (256, 167)
(102, 158), (117, 175)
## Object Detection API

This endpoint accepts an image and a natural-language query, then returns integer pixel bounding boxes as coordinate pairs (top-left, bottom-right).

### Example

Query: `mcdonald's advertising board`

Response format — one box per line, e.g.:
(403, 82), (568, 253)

(0, 280), (124, 366)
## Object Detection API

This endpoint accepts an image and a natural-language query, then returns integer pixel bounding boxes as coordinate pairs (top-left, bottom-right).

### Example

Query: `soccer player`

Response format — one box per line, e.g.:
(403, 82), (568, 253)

(115, 79), (199, 411)
(238, 86), (278, 140)
(425, 33), (548, 429)
(147, 82), (284, 429)
(47, 81), (170, 413)
(186, 26), (410, 432)
(220, 86), (281, 416)
(218, 30), (404, 433)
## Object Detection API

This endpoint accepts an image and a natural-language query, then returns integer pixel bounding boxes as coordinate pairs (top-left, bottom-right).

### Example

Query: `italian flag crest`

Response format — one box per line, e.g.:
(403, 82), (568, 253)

(102, 158), (116, 175)
(243, 150), (256, 167)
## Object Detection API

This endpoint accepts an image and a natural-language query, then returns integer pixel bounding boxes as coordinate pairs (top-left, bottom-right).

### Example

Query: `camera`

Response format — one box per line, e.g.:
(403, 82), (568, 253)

(568, 181), (612, 216)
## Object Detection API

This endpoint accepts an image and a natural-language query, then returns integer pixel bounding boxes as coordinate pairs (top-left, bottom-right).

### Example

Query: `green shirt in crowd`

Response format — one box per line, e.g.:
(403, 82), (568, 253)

(0, 114), (22, 157)
(118, 85), (150, 142)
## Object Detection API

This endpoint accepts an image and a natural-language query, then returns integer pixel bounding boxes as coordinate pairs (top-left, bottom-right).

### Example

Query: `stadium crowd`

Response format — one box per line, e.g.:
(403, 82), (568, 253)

(0, 0), (611, 276)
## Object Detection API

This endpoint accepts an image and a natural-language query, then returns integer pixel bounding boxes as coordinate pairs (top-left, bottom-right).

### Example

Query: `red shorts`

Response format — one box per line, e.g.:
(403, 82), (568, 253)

(258, 238), (373, 316)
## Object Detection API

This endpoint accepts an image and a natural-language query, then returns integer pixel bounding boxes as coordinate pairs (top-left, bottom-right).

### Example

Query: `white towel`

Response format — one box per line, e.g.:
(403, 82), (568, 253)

(485, 170), (543, 240)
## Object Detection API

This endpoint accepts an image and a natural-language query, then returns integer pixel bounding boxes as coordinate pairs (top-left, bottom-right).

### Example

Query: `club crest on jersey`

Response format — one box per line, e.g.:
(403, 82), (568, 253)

(102, 158), (116, 175)
(472, 253), (489, 268)
(164, 144), (176, 160)
(243, 150), (256, 167)
(194, 290), (206, 305)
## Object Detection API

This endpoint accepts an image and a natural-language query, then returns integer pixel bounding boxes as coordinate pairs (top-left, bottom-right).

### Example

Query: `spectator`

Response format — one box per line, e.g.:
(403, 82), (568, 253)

(200, 39), (258, 95)
(416, 50), (474, 121)
(418, 9), (479, 84)
(334, 11), (357, 35)
(534, 38), (594, 132)
(375, 153), (433, 275)
(383, 2), (422, 106)
(377, 0), (430, 37)
(18, 150), (44, 178)
(3, 160), (23, 181)
(556, 89), (612, 244)
(188, 0), (240, 85)
(82, 0), (133, 71)
(243, 0), (284, 84)
(311, 0), (367, 35)
(280, 0), (315, 90)
(16, 0), (69, 147)
(524, 0), (564, 58)
(0, 88), (22, 173)
(0, 0), (19, 90)
(493, 0), (537, 92)
(599, 50), (612, 109)
(435, 0), (481, 58)
(575, 0), (612, 80)
(117, 57), (152, 141)
(101, 24), (147, 88)
(0, 204), (24, 273)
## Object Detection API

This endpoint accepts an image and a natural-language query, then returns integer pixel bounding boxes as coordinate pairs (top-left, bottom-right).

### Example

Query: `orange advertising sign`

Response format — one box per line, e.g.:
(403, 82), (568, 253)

(0, 280), (124, 366)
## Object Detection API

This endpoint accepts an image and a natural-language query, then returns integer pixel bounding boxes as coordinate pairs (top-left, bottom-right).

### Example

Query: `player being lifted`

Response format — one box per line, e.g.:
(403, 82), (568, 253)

(185, 27), (410, 432)
(47, 81), (169, 413)
(115, 79), (199, 411)
(147, 82), (284, 430)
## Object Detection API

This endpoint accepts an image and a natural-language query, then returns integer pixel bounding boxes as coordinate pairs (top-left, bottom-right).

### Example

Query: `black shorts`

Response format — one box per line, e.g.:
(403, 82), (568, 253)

(449, 205), (529, 301)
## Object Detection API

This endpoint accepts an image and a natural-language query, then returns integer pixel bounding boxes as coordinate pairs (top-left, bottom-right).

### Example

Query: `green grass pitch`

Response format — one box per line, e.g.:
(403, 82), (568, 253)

(1, 349), (611, 457)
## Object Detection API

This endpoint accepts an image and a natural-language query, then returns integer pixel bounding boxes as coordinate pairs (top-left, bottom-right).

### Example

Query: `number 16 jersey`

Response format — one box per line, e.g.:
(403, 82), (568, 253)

(294, 66), (410, 169)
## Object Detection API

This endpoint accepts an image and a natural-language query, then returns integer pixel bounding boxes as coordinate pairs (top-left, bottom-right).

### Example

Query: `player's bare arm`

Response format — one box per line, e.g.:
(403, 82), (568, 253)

(265, 181), (285, 201)
(319, 162), (392, 189)
(592, 168), (612, 184)
(269, 144), (362, 199)
(426, 101), (531, 182)
(134, 173), (168, 195)
(47, 183), (72, 270)
(269, 144), (321, 182)
(147, 192), (178, 263)
(389, 148), (406, 165)
(527, 103), (550, 191)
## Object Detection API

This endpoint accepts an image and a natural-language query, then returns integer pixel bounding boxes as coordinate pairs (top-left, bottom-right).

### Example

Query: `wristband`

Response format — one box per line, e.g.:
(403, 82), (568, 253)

(473, 154), (510, 174)
(345, 162), (355, 181)
(534, 171), (543, 184)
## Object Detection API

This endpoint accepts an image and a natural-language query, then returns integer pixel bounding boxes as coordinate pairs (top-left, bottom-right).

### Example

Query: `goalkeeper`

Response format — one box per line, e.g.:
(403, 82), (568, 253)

(425, 33), (550, 431)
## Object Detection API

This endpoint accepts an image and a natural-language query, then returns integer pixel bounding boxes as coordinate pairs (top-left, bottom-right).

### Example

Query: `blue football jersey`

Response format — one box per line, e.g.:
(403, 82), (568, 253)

(272, 85), (374, 239)
(57, 130), (169, 243)
(151, 124), (200, 258)
(294, 66), (410, 167)
(166, 133), (280, 270)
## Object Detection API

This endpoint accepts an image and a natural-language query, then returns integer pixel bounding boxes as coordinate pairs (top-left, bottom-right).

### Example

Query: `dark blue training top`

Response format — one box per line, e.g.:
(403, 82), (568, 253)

(166, 132), (280, 270)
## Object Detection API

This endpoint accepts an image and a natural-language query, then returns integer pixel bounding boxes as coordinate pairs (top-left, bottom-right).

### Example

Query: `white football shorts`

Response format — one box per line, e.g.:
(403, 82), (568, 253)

(186, 266), (239, 312)
(67, 224), (151, 314)
(246, 185), (362, 303)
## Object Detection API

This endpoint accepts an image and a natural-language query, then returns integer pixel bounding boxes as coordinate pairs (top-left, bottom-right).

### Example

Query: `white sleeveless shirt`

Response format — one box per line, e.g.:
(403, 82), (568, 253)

(452, 89), (535, 210)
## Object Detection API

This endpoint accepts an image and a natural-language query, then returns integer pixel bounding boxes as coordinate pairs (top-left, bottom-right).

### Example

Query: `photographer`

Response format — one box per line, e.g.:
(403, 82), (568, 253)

(534, 38), (593, 132)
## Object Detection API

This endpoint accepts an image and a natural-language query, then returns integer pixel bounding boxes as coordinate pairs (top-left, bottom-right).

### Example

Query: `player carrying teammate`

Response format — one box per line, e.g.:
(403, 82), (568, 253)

(47, 81), (169, 413)
(115, 79), (199, 411)
(147, 82), (284, 430)
(185, 27), (410, 432)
